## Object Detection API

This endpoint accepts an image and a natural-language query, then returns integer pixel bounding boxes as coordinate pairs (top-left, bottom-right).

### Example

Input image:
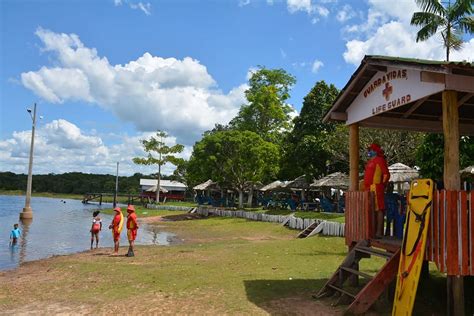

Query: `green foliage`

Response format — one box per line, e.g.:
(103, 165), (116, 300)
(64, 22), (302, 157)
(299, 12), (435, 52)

(326, 125), (425, 172)
(416, 134), (474, 180)
(279, 81), (339, 180)
(0, 172), (148, 194)
(411, 0), (474, 60)
(187, 130), (280, 206)
(229, 67), (296, 143)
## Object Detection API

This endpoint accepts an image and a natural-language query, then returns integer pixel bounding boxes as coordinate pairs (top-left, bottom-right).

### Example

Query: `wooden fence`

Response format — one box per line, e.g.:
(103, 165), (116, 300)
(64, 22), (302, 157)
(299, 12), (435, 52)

(426, 190), (473, 276)
(345, 190), (473, 276)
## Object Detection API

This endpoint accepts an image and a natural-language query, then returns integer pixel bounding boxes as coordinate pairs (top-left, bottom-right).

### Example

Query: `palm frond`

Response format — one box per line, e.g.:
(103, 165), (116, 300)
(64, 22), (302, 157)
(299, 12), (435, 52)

(457, 16), (474, 33)
(416, 20), (443, 41)
(449, 0), (474, 20)
(411, 11), (445, 26)
(415, 0), (447, 16)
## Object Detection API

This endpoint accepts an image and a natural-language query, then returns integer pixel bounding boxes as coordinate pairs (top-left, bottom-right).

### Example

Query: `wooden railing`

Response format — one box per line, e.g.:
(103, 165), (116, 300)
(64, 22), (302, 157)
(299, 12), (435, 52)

(426, 190), (473, 276)
(345, 190), (474, 276)
(345, 191), (375, 245)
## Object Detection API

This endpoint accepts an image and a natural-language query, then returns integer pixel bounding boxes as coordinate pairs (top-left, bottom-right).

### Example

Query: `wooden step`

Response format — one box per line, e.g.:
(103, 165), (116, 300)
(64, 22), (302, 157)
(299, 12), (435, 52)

(355, 246), (393, 259)
(297, 221), (318, 238)
(327, 284), (356, 299)
(340, 267), (373, 279)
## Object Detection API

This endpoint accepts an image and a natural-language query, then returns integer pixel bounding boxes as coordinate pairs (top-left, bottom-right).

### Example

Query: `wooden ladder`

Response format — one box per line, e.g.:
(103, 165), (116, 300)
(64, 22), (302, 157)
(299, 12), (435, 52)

(297, 221), (320, 238)
(314, 240), (400, 314)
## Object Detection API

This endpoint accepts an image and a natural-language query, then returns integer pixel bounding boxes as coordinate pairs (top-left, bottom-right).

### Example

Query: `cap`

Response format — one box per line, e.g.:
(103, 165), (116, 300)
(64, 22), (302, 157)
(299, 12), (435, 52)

(113, 207), (121, 212)
(127, 205), (135, 212)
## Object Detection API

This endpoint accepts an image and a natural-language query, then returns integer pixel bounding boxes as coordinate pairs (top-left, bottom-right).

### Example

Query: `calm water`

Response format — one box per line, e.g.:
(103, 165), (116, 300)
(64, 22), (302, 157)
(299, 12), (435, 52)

(0, 195), (176, 271)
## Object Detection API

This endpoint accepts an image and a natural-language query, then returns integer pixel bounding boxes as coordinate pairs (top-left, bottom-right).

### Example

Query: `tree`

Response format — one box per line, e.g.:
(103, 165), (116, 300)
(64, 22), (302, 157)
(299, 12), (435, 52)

(133, 130), (184, 203)
(416, 134), (474, 180)
(279, 81), (339, 180)
(229, 67), (296, 143)
(411, 0), (474, 61)
(326, 125), (425, 172)
(187, 130), (280, 208)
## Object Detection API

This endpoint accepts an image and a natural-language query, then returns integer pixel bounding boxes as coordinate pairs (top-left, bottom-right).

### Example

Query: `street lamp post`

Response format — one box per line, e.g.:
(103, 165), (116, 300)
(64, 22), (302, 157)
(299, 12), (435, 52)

(113, 162), (119, 208)
(20, 103), (37, 220)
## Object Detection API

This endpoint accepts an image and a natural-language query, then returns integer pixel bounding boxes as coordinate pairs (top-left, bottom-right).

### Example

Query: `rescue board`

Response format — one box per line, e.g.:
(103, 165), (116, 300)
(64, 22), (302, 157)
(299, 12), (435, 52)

(112, 211), (124, 237)
(392, 179), (433, 316)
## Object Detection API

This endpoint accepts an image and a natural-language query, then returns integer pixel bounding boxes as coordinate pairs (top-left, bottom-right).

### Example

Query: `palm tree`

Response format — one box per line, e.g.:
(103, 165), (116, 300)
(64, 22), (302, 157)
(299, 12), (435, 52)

(411, 0), (474, 61)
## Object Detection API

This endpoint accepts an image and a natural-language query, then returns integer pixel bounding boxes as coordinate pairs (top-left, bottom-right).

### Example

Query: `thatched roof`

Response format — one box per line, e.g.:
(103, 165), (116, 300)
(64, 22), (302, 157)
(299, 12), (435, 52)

(283, 175), (310, 190)
(388, 163), (419, 183)
(260, 180), (286, 192)
(145, 185), (168, 193)
(461, 166), (474, 177)
(193, 179), (219, 191)
(311, 172), (349, 190)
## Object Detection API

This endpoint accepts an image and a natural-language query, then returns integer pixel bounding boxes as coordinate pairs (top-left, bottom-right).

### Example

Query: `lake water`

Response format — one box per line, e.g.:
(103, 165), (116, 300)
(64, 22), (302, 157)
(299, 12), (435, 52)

(0, 195), (176, 271)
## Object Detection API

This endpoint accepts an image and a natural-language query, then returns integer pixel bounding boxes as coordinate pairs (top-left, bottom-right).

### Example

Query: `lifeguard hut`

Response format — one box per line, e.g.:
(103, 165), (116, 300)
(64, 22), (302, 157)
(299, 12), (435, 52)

(317, 56), (473, 315)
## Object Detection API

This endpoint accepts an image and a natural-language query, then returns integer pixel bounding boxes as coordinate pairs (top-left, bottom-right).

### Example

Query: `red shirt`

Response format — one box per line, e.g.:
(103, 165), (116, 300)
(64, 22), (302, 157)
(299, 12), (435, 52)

(127, 212), (138, 230)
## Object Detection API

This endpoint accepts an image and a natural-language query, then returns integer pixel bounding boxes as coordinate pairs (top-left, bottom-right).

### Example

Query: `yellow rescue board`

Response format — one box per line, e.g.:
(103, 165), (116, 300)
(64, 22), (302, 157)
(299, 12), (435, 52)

(392, 179), (433, 316)
(112, 211), (124, 237)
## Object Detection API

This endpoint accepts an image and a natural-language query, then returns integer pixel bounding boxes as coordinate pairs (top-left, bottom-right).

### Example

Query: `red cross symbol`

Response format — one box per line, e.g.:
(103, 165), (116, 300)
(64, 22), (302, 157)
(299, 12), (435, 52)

(382, 82), (393, 101)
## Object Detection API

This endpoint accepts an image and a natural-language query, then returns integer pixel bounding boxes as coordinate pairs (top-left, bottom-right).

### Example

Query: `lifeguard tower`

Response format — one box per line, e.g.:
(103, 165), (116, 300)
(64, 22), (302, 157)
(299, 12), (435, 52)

(317, 56), (473, 315)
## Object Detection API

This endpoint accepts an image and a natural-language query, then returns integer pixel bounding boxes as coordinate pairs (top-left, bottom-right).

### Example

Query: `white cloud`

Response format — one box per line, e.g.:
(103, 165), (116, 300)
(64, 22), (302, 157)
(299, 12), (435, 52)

(114, 0), (122, 6)
(315, 5), (329, 17)
(342, 2), (474, 65)
(311, 59), (324, 73)
(336, 4), (355, 23)
(266, 0), (274, 5)
(0, 119), (191, 175)
(239, 0), (251, 7)
(280, 48), (287, 59)
(129, 2), (151, 15)
(20, 28), (247, 145)
(287, 0), (313, 14)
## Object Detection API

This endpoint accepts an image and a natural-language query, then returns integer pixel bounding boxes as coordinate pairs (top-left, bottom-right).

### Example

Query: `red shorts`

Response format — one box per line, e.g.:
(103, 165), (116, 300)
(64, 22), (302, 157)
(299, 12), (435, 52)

(113, 232), (121, 242)
(127, 229), (137, 241)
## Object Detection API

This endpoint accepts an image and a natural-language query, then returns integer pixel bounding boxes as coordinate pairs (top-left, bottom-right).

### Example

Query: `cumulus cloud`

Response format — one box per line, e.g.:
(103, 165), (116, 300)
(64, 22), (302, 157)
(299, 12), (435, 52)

(336, 4), (355, 23)
(287, 0), (313, 14)
(239, 0), (251, 7)
(114, 0), (151, 15)
(0, 119), (191, 175)
(311, 59), (324, 73)
(20, 28), (247, 145)
(342, 1), (474, 65)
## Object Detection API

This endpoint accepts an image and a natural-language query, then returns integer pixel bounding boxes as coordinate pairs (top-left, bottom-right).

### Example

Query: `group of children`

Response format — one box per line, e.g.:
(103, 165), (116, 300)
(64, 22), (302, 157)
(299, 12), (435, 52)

(90, 204), (139, 256)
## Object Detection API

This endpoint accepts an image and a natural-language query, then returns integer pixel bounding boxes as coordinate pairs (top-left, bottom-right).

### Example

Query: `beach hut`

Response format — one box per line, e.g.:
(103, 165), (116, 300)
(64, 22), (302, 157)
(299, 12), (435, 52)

(388, 163), (419, 191)
(139, 179), (186, 201)
(311, 172), (349, 190)
(259, 180), (286, 192)
(319, 55), (474, 315)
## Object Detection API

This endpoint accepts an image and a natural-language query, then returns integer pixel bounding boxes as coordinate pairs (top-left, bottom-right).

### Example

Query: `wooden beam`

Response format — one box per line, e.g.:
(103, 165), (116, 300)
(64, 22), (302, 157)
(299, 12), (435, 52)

(457, 93), (473, 108)
(442, 90), (464, 316)
(421, 71), (445, 84)
(360, 117), (474, 136)
(330, 112), (348, 121)
(349, 124), (359, 191)
(402, 96), (429, 118)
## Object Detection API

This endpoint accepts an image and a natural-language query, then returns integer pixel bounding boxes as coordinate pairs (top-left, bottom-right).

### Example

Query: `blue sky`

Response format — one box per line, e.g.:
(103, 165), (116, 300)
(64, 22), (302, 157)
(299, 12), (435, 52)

(1, 0), (473, 176)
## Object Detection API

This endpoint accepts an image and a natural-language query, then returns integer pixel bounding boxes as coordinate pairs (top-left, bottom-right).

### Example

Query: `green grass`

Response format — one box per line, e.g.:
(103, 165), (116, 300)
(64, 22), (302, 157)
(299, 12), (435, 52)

(0, 215), (460, 314)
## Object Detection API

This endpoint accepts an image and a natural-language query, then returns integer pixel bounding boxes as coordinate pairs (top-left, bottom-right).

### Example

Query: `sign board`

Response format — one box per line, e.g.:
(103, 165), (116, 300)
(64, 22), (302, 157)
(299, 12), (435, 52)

(346, 67), (445, 125)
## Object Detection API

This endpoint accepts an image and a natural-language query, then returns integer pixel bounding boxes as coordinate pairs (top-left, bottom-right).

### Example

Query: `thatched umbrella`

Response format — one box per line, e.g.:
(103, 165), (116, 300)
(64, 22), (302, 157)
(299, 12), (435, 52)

(388, 163), (419, 183)
(460, 165), (474, 177)
(193, 179), (219, 191)
(310, 172), (349, 190)
(260, 180), (286, 192)
(145, 186), (168, 193)
(283, 175), (310, 190)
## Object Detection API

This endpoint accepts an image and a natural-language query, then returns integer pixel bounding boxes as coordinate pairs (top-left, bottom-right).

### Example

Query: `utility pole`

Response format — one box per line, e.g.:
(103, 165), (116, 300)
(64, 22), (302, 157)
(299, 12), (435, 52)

(113, 162), (119, 208)
(20, 103), (37, 220)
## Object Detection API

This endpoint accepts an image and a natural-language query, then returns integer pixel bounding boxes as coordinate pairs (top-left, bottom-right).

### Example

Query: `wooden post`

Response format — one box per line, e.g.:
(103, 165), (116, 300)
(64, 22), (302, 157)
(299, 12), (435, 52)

(349, 123), (360, 191)
(442, 90), (464, 316)
(348, 123), (360, 286)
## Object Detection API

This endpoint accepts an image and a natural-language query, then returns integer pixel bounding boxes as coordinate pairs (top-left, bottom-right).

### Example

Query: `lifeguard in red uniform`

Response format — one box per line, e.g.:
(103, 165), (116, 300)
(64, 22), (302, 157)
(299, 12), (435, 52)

(364, 143), (390, 237)
(126, 205), (139, 257)
(109, 207), (123, 254)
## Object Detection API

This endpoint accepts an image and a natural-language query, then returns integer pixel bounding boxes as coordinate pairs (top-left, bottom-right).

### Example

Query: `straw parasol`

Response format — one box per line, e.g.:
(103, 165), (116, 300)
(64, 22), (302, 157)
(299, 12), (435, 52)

(193, 179), (219, 191)
(145, 185), (168, 193)
(388, 163), (419, 183)
(310, 172), (349, 190)
(460, 166), (474, 177)
(283, 175), (310, 190)
(260, 180), (286, 192)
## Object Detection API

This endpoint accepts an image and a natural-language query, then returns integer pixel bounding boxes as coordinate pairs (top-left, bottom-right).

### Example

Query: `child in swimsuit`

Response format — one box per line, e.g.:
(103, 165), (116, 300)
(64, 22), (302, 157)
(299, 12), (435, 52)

(90, 210), (102, 249)
(10, 223), (21, 246)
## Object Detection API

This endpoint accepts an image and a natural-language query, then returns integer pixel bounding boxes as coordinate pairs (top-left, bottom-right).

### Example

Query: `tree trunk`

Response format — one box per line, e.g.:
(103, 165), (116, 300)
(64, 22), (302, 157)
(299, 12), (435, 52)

(238, 190), (244, 209)
(247, 187), (253, 207)
(156, 164), (161, 204)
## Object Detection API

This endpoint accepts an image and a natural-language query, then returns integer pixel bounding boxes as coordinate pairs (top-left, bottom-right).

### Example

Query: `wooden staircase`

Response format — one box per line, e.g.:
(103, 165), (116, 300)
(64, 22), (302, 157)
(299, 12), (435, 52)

(297, 221), (320, 238)
(314, 239), (400, 314)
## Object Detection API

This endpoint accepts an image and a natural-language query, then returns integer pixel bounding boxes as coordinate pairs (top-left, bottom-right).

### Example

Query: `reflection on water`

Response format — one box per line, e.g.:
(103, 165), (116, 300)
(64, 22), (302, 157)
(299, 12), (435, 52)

(0, 195), (175, 271)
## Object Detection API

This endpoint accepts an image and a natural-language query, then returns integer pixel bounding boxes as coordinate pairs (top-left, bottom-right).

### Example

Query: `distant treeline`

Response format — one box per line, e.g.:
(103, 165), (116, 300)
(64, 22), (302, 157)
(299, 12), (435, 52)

(0, 172), (173, 195)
